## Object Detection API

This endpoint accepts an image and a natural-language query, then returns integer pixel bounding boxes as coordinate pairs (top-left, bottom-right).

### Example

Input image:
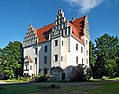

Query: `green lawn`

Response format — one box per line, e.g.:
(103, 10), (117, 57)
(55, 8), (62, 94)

(0, 81), (119, 94)
(88, 82), (119, 94)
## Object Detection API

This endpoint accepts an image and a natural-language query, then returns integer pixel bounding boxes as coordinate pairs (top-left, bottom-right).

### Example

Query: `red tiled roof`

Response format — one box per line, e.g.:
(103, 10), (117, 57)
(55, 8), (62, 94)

(36, 23), (54, 43)
(71, 16), (85, 35)
(33, 16), (85, 44)
(68, 16), (85, 45)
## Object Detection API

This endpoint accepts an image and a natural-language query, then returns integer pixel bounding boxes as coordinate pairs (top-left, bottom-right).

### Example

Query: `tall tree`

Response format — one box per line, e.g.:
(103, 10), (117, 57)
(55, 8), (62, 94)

(0, 41), (23, 79)
(94, 34), (119, 78)
(89, 41), (96, 67)
(89, 41), (96, 77)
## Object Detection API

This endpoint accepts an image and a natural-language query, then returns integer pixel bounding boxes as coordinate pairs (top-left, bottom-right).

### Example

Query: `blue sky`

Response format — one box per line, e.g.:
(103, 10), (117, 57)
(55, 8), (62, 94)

(0, 0), (119, 48)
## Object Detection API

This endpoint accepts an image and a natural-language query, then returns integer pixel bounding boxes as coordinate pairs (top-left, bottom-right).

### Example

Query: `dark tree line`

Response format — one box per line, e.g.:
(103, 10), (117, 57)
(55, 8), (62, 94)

(89, 34), (119, 78)
(0, 41), (23, 79)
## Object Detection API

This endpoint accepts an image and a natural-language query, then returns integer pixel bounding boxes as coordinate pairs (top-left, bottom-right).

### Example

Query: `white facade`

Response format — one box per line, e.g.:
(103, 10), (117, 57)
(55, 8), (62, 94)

(23, 9), (90, 77)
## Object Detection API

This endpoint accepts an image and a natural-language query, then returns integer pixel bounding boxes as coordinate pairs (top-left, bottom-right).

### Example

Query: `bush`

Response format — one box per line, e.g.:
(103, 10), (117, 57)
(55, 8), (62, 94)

(69, 64), (92, 81)
(18, 76), (28, 81)
(93, 68), (103, 79)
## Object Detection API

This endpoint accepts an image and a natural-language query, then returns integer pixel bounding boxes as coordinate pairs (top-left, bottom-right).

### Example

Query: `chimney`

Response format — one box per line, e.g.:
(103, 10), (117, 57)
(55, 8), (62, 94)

(71, 18), (75, 22)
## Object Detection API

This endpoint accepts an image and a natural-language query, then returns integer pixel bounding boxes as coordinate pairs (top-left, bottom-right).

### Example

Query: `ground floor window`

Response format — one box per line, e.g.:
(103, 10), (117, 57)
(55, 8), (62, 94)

(54, 55), (58, 62)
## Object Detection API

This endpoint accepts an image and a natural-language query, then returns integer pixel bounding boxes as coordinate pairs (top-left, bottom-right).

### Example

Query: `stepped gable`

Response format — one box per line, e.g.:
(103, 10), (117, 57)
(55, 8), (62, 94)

(34, 16), (85, 44)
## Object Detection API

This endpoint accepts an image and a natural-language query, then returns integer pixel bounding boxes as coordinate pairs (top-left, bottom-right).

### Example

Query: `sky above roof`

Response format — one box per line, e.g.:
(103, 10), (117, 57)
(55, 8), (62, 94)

(0, 0), (119, 48)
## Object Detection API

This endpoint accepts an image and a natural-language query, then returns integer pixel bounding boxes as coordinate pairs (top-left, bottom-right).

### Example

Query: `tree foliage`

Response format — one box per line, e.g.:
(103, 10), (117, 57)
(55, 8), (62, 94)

(89, 41), (96, 72)
(93, 34), (119, 78)
(0, 41), (23, 79)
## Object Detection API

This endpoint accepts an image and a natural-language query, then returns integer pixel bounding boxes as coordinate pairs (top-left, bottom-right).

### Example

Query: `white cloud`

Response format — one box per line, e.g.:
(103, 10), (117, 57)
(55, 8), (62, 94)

(63, 0), (104, 14)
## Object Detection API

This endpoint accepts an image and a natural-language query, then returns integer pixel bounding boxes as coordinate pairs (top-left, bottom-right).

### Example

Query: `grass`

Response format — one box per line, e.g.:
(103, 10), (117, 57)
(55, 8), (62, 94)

(88, 82), (119, 94)
(0, 81), (119, 94)
(0, 85), (42, 94)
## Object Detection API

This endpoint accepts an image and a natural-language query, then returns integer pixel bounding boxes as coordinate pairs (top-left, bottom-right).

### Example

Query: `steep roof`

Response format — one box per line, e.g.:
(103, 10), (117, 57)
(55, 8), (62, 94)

(34, 16), (85, 44)
(34, 23), (54, 43)
(69, 16), (85, 44)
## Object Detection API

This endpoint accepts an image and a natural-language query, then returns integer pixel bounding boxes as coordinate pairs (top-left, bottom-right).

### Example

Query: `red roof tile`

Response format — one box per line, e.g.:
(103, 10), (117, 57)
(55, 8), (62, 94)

(33, 16), (85, 44)
(68, 16), (86, 45)
(71, 16), (85, 35)
(36, 23), (54, 43)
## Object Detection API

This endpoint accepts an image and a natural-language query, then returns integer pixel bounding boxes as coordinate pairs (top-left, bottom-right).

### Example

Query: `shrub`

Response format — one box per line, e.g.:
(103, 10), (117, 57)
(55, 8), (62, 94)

(18, 76), (28, 81)
(69, 64), (92, 81)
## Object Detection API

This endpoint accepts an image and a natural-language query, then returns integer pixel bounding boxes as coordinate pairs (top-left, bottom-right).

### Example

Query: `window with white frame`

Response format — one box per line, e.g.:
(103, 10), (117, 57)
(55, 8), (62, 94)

(76, 56), (78, 64)
(61, 56), (63, 61)
(44, 46), (47, 52)
(81, 47), (83, 53)
(44, 56), (47, 64)
(54, 40), (58, 46)
(54, 55), (58, 62)
(76, 44), (78, 50)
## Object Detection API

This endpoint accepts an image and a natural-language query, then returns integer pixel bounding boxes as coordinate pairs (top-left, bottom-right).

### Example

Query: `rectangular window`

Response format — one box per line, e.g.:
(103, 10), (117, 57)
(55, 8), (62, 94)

(54, 55), (58, 62)
(35, 58), (37, 64)
(35, 48), (37, 54)
(61, 56), (63, 61)
(86, 59), (88, 64)
(62, 41), (63, 46)
(76, 44), (78, 50)
(30, 65), (32, 70)
(86, 40), (88, 45)
(76, 56), (78, 64)
(44, 56), (47, 64)
(54, 40), (58, 46)
(81, 47), (83, 53)
(82, 58), (83, 64)
(44, 46), (47, 52)
(26, 65), (28, 70)
(86, 50), (88, 56)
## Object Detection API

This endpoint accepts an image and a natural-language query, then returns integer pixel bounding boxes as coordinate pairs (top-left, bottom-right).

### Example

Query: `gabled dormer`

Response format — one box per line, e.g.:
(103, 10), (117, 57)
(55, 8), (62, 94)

(23, 24), (37, 47)
(51, 9), (71, 38)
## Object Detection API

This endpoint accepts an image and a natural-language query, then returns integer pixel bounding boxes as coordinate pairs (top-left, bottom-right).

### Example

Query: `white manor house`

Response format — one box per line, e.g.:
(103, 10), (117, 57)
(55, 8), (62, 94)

(23, 9), (90, 79)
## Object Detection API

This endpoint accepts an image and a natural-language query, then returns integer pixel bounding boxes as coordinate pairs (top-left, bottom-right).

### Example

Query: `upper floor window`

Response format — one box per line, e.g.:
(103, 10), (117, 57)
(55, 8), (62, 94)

(44, 56), (47, 64)
(35, 48), (37, 54)
(35, 58), (37, 64)
(62, 41), (63, 46)
(76, 44), (78, 50)
(86, 40), (88, 45)
(44, 46), (47, 52)
(54, 40), (58, 46)
(30, 65), (32, 70)
(54, 55), (58, 62)
(86, 50), (88, 56)
(81, 47), (83, 53)
(76, 56), (78, 64)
